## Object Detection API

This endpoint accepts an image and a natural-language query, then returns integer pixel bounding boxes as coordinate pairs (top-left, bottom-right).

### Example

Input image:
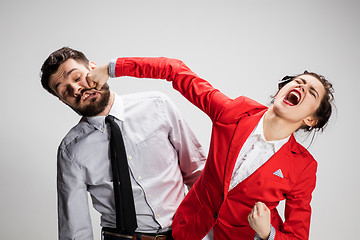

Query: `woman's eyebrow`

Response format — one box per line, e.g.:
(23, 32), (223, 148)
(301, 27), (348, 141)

(298, 77), (306, 84)
(299, 78), (319, 97)
(298, 77), (320, 98)
(310, 86), (319, 98)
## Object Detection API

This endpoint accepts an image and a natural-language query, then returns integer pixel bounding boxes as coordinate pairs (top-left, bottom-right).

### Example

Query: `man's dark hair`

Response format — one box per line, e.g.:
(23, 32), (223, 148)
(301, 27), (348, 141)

(40, 47), (89, 96)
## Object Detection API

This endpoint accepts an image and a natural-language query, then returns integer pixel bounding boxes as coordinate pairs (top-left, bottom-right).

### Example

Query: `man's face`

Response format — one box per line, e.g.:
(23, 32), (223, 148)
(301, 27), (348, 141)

(49, 58), (110, 117)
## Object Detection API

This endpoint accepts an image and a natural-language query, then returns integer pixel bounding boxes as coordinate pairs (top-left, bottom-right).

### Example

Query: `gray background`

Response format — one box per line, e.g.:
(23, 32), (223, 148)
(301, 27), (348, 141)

(0, 0), (358, 239)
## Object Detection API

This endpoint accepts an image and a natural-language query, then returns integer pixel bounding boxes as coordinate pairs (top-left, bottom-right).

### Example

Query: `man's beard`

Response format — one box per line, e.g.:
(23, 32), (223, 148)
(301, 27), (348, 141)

(71, 84), (111, 117)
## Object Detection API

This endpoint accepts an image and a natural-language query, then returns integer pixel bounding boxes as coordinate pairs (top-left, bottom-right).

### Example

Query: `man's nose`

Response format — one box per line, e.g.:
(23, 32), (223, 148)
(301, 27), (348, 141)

(69, 82), (83, 97)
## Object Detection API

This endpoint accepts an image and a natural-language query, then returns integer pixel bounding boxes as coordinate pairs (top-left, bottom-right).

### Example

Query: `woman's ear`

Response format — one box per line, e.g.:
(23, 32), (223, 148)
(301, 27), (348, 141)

(303, 115), (318, 127)
(89, 61), (96, 70)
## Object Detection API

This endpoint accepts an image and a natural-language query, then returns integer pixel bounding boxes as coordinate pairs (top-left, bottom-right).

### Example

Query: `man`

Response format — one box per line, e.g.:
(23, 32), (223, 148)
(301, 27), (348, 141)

(40, 47), (206, 240)
(86, 57), (334, 240)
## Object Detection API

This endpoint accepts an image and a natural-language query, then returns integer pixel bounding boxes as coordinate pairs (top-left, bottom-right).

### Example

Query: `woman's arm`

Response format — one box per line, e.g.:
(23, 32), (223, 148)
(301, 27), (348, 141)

(87, 57), (232, 122)
(248, 160), (317, 240)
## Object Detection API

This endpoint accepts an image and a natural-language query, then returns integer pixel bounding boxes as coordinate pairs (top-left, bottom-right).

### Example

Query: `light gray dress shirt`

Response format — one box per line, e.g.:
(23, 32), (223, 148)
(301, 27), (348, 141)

(57, 91), (206, 240)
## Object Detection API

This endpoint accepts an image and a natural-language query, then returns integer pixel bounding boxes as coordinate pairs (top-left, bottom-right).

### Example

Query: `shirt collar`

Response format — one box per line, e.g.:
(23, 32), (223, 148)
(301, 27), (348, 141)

(82, 92), (125, 131)
(253, 113), (290, 152)
(108, 92), (125, 121)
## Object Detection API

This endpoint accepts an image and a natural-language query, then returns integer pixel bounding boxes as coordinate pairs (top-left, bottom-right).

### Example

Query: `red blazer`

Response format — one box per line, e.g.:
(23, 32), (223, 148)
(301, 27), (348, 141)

(114, 57), (317, 240)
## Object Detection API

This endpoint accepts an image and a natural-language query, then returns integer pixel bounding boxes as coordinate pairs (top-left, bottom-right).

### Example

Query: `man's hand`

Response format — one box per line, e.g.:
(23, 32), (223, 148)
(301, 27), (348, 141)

(86, 62), (110, 90)
(248, 202), (271, 239)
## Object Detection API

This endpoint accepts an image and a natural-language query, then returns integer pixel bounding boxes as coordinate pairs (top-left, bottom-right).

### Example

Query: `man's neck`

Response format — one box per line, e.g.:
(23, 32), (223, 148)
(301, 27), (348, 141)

(96, 91), (115, 116)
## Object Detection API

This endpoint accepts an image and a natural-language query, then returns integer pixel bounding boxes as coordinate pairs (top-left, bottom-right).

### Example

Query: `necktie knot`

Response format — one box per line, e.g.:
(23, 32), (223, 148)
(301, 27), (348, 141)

(105, 115), (116, 123)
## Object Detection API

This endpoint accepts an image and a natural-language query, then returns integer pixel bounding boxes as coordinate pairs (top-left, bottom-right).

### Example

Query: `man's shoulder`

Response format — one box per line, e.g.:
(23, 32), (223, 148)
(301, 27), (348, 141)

(117, 91), (180, 128)
(120, 91), (176, 114)
(121, 91), (171, 103)
(58, 120), (92, 149)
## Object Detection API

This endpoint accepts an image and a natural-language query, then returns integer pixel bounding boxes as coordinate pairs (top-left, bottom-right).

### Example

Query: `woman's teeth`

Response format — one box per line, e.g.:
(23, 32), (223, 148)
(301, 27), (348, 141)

(285, 90), (301, 105)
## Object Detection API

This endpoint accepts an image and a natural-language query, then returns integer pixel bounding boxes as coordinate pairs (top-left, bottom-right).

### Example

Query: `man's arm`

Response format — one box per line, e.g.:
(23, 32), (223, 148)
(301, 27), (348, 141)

(57, 147), (93, 240)
(161, 93), (206, 187)
(87, 57), (232, 122)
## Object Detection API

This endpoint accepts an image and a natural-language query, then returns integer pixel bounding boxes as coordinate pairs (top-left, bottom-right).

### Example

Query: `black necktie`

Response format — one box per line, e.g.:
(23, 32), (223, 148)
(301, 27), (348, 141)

(105, 115), (137, 234)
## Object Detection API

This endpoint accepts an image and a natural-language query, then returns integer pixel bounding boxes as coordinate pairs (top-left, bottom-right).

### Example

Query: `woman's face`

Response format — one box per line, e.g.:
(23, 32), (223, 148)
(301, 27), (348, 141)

(272, 74), (326, 128)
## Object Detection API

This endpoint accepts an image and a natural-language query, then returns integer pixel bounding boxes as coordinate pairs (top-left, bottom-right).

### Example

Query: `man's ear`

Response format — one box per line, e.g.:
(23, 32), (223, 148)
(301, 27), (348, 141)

(89, 61), (96, 70)
(303, 115), (318, 127)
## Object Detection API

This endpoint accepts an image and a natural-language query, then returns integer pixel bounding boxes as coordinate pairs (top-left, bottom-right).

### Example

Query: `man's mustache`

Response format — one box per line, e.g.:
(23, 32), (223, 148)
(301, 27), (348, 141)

(76, 84), (109, 102)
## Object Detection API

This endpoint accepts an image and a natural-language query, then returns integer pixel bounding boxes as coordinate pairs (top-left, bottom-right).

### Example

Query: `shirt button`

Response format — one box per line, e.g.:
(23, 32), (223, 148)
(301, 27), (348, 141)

(128, 155), (133, 160)
(138, 176), (142, 180)
(156, 214), (160, 218)
(148, 194), (152, 198)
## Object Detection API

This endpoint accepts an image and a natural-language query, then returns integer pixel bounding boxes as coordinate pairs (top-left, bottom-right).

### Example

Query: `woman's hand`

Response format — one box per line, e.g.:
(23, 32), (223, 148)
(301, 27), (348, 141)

(86, 62), (110, 90)
(248, 202), (271, 239)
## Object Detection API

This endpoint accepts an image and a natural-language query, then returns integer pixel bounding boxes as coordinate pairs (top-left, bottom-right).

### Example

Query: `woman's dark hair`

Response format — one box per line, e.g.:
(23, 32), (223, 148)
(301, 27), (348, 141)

(40, 47), (89, 96)
(272, 71), (335, 133)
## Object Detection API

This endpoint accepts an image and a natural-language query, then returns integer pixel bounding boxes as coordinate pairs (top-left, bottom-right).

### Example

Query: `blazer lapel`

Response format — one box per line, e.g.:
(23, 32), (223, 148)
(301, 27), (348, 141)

(227, 133), (297, 196)
(223, 109), (266, 198)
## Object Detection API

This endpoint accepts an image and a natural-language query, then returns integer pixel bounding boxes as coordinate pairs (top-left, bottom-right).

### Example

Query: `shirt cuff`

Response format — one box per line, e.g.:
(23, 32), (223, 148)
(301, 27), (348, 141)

(109, 58), (117, 78)
(254, 225), (276, 240)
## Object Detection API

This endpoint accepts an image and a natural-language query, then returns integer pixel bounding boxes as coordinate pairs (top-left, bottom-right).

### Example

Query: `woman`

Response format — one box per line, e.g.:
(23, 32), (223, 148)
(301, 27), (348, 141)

(88, 57), (334, 240)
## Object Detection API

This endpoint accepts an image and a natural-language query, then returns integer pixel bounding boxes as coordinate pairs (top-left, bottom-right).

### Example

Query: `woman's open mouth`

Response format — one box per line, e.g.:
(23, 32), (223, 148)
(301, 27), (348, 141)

(283, 89), (301, 106)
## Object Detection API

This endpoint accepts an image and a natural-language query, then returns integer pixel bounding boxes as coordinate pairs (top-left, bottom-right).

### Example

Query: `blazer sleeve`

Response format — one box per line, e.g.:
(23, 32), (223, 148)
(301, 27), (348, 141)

(113, 57), (232, 122)
(274, 160), (318, 240)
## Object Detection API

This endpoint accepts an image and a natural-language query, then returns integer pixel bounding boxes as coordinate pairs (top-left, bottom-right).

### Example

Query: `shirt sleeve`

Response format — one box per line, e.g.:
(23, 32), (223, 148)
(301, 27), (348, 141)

(161, 94), (206, 187)
(254, 225), (276, 240)
(111, 57), (232, 122)
(57, 146), (93, 240)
